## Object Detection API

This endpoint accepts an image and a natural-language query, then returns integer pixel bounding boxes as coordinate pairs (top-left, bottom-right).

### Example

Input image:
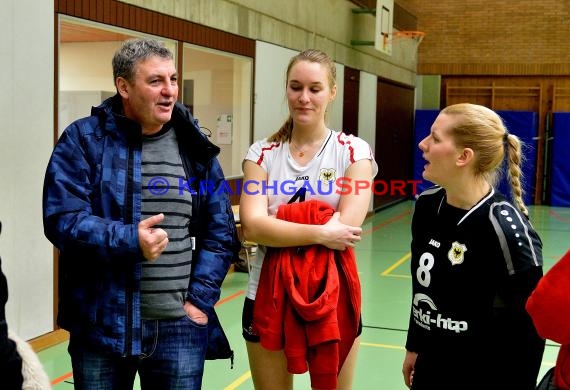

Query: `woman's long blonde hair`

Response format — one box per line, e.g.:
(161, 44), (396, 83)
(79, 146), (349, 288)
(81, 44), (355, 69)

(442, 103), (528, 216)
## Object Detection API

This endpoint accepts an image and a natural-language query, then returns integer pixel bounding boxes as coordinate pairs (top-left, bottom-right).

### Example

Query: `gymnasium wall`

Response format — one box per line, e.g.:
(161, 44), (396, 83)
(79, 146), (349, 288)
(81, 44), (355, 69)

(1, 0), (54, 340)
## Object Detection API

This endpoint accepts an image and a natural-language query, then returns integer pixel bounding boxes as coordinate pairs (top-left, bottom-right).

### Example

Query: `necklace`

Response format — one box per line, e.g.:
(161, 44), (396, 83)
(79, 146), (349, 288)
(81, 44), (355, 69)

(290, 141), (308, 157)
(289, 131), (329, 158)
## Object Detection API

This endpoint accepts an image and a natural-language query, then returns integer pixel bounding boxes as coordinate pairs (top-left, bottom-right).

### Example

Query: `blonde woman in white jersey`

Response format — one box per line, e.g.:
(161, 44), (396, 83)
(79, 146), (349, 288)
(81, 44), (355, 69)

(239, 49), (378, 390)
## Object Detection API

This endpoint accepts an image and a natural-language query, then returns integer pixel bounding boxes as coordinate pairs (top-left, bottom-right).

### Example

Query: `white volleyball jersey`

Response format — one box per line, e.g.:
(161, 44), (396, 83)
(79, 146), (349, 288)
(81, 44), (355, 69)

(243, 129), (378, 299)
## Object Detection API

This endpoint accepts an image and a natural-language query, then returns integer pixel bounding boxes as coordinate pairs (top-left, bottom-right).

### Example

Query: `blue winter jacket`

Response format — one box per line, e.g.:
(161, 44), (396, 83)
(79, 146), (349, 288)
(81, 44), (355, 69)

(43, 95), (239, 361)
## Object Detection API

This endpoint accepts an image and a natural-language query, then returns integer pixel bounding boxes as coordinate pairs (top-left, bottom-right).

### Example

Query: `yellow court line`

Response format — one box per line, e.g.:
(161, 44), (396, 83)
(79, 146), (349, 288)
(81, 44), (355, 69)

(361, 342), (405, 350)
(385, 273), (412, 279)
(381, 252), (411, 276)
(224, 371), (252, 390)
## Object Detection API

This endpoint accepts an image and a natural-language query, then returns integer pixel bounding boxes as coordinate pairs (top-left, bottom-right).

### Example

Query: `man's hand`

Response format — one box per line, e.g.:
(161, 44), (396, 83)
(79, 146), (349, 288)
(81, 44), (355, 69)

(138, 213), (168, 261)
(184, 301), (208, 325)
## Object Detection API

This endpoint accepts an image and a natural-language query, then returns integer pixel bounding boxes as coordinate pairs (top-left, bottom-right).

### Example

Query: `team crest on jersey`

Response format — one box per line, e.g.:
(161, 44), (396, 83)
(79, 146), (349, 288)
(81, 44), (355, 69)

(447, 241), (467, 265)
(319, 168), (336, 182)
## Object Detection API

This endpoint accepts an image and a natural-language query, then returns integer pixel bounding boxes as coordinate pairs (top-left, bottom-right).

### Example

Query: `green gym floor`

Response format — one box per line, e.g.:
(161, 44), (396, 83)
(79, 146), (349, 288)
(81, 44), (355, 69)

(38, 200), (569, 389)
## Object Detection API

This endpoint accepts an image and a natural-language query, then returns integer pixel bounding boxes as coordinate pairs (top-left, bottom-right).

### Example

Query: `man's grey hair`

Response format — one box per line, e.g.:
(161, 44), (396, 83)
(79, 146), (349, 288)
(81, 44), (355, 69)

(112, 38), (174, 83)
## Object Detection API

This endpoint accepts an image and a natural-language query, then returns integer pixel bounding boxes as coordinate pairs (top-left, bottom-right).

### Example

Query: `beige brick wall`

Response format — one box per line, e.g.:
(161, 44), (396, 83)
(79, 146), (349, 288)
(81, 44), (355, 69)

(399, 0), (570, 75)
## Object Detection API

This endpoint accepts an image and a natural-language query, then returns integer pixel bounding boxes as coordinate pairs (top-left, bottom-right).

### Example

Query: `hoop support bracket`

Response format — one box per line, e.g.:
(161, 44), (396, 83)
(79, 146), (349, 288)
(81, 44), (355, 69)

(350, 40), (375, 46)
(351, 8), (376, 15)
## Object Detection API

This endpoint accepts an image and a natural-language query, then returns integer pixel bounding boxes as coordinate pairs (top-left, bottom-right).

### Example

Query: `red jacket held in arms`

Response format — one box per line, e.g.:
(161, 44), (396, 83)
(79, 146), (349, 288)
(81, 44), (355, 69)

(253, 200), (361, 390)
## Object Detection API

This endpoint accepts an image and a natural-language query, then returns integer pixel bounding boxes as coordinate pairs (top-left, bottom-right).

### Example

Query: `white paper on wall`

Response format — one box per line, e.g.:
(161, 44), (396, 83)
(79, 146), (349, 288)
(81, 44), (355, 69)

(216, 114), (233, 144)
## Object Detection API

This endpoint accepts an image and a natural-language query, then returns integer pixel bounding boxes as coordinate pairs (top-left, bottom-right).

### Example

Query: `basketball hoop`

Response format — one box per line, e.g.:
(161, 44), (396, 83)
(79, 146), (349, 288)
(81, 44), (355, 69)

(383, 30), (425, 58)
(391, 30), (425, 43)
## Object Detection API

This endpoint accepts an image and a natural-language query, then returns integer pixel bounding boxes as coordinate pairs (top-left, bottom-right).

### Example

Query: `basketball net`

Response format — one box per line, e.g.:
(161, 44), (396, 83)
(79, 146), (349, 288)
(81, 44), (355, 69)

(383, 30), (425, 59)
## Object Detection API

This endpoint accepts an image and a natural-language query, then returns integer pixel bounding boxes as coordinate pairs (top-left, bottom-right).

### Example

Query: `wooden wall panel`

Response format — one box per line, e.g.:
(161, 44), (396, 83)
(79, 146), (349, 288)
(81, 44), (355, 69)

(553, 88), (570, 113)
(420, 63), (570, 77)
(441, 76), (570, 204)
(55, 0), (255, 58)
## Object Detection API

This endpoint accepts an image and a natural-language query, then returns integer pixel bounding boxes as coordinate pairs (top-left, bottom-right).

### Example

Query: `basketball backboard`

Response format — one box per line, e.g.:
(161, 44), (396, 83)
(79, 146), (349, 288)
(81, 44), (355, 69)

(375, 0), (394, 54)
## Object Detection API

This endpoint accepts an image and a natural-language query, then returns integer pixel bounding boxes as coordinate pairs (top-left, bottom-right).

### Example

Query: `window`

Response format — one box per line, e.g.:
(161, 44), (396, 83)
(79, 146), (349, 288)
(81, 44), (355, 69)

(58, 16), (252, 177)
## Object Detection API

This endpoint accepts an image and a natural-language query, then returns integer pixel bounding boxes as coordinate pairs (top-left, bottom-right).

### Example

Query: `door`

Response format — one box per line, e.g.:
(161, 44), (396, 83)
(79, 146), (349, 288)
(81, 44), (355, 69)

(374, 80), (415, 209)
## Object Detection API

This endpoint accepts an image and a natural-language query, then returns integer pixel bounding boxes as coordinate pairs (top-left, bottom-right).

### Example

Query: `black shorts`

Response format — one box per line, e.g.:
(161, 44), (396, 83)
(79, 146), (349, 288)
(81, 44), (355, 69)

(241, 297), (363, 342)
(242, 297), (259, 342)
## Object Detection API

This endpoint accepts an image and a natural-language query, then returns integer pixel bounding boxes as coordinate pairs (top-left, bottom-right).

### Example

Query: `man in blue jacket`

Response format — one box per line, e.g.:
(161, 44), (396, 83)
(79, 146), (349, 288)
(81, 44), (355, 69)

(43, 38), (239, 389)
